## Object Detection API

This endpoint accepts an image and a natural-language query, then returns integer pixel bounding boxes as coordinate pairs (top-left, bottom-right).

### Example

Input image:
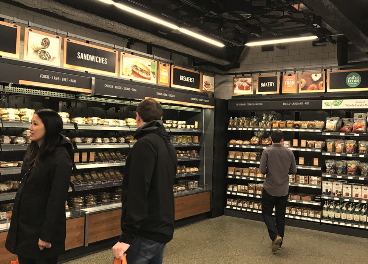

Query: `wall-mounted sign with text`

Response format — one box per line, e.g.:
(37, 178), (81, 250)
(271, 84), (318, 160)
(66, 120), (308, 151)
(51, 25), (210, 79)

(282, 74), (298, 94)
(201, 74), (215, 94)
(171, 66), (201, 91)
(93, 78), (145, 99)
(64, 39), (118, 76)
(24, 28), (61, 66)
(0, 21), (20, 59)
(322, 99), (368, 109)
(229, 99), (321, 111)
(256, 74), (280, 94)
(157, 62), (170, 86)
(121, 53), (157, 84)
(299, 71), (325, 93)
(233, 76), (253, 96)
(328, 69), (368, 92)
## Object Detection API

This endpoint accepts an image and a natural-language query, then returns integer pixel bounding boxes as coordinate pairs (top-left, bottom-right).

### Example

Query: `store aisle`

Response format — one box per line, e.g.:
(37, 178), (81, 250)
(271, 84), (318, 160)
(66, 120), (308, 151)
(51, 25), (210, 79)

(65, 216), (368, 264)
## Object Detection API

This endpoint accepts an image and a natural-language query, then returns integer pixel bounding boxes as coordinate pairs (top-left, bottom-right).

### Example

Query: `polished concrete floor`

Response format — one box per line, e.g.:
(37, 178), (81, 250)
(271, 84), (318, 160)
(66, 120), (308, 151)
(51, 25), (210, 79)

(66, 216), (368, 264)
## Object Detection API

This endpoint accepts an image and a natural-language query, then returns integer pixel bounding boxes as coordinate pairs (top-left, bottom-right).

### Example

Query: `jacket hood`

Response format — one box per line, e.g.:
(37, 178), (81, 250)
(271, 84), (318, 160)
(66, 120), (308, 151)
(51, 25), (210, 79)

(55, 134), (74, 161)
(135, 120), (170, 141)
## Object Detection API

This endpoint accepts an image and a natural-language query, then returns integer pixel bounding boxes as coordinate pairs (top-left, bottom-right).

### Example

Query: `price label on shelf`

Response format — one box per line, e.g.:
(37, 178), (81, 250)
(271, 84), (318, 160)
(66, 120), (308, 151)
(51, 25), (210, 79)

(362, 200), (367, 204)
(334, 197), (339, 201)
(249, 194), (254, 197)
(325, 174), (331, 177)
(227, 192), (230, 194)
(232, 128), (236, 130)
(250, 146), (255, 149)
(325, 132), (330, 135)
(354, 134), (360, 136)
(344, 199), (349, 202)
(247, 209), (251, 212)
(354, 200), (359, 203)
(346, 224), (352, 227)
(249, 177), (254, 180)
(227, 159), (232, 162)
(235, 160), (239, 163)
(307, 149), (311, 152)
(340, 133), (345, 136)
(229, 145), (233, 147)
(336, 153), (341, 156)
(348, 177), (353, 179)
(226, 206), (230, 209)
(347, 154), (353, 157)
(325, 153), (331, 156)
(242, 208), (246, 211)
(360, 225), (366, 229)
(235, 145), (240, 148)
(237, 207), (241, 211)
(228, 176), (233, 178)
(360, 155), (365, 158)
(236, 176), (240, 179)
(353, 225), (359, 228)
(359, 177), (365, 180)
(337, 176), (342, 179)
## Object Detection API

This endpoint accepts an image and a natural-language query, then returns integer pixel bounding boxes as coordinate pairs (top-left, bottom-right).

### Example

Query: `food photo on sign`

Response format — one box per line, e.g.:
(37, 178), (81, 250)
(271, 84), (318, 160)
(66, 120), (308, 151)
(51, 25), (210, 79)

(233, 76), (253, 95)
(299, 71), (325, 93)
(201, 75), (214, 93)
(24, 28), (61, 66)
(121, 53), (157, 84)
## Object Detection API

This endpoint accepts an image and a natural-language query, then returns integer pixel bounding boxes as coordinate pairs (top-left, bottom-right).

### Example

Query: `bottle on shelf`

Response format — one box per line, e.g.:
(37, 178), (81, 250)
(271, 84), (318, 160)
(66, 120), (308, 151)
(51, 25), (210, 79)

(353, 205), (361, 225)
(328, 202), (335, 220)
(360, 205), (367, 226)
(334, 202), (341, 222)
(341, 203), (348, 223)
(347, 204), (354, 224)
(323, 202), (329, 219)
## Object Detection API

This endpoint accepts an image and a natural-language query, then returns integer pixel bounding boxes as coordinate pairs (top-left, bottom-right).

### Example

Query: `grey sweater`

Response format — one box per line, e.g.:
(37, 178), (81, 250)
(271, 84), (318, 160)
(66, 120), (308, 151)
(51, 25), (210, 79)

(260, 144), (297, 197)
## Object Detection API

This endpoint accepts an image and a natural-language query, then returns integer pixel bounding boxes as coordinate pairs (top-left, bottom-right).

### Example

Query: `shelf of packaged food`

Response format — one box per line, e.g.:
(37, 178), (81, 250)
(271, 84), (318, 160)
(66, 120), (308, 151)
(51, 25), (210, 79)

(322, 152), (368, 158)
(75, 143), (131, 150)
(322, 132), (367, 137)
(321, 195), (368, 204)
(321, 219), (368, 229)
(0, 221), (10, 232)
(172, 143), (201, 148)
(0, 167), (22, 175)
(1, 144), (28, 151)
(72, 180), (123, 192)
(224, 207), (321, 223)
(0, 192), (16, 202)
(177, 157), (201, 162)
(226, 191), (262, 199)
(227, 175), (265, 182)
(296, 165), (321, 171)
(227, 127), (322, 133)
(227, 144), (322, 153)
(168, 128), (202, 133)
(227, 159), (260, 165)
(75, 162), (126, 170)
(288, 199), (320, 206)
(176, 172), (200, 178)
(289, 183), (321, 189)
(322, 173), (368, 181)
(174, 188), (205, 198)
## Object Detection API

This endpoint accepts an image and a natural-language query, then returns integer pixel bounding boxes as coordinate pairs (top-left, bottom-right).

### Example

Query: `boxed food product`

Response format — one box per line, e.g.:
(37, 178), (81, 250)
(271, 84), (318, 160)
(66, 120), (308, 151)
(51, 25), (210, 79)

(249, 167), (257, 177)
(309, 176), (321, 186)
(228, 151), (235, 159)
(301, 140), (307, 148)
(362, 185), (368, 199)
(293, 139), (298, 147)
(336, 160), (347, 175)
(353, 184), (362, 198)
(235, 168), (242, 176)
(325, 117), (341, 132)
(248, 183), (256, 194)
(74, 153), (80, 163)
(359, 141), (368, 154)
(235, 151), (242, 159)
(299, 157), (304, 165)
(307, 140), (315, 148)
(314, 141), (324, 149)
(242, 168), (249, 176)
(279, 121), (286, 128)
(332, 181), (343, 196)
(287, 120), (294, 128)
(347, 160), (359, 176)
(343, 184), (352, 197)
(249, 152), (259, 160)
(232, 185), (238, 192)
(256, 169), (263, 178)
(301, 121), (308, 129)
(228, 167), (235, 175)
(283, 141), (290, 148)
(289, 174), (295, 183)
(256, 184), (263, 195)
(353, 113), (367, 133)
(243, 152), (250, 160)
(340, 118), (353, 132)
(313, 158), (319, 166)
(325, 160), (336, 174)
(303, 209), (309, 217)
(345, 140), (357, 154)
(335, 140), (345, 153)
(361, 163), (368, 177)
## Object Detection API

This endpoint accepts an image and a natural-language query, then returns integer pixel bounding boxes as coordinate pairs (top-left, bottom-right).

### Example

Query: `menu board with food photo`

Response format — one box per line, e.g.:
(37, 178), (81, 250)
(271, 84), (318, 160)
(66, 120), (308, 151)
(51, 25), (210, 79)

(299, 71), (325, 93)
(157, 62), (170, 86)
(24, 28), (61, 66)
(121, 53), (157, 84)
(201, 74), (215, 93)
(233, 76), (253, 95)
(0, 21), (20, 59)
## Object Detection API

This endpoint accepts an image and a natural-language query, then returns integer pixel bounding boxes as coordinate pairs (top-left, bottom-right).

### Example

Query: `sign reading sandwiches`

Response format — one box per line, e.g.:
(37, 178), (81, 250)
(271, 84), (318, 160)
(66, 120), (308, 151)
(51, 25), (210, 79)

(256, 74), (280, 94)
(24, 28), (61, 66)
(0, 21), (20, 59)
(64, 39), (118, 76)
(171, 66), (201, 91)
(121, 53), (157, 84)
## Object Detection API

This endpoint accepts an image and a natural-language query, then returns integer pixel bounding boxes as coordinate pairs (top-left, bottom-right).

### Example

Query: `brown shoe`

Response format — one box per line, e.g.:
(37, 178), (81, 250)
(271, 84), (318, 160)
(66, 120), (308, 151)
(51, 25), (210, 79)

(272, 236), (282, 253)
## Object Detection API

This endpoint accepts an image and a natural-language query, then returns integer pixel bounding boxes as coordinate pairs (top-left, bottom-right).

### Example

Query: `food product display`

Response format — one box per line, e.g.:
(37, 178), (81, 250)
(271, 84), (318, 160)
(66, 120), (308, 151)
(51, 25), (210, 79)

(163, 120), (197, 129)
(228, 151), (260, 161)
(289, 175), (321, 186)
(177, 166), (199, 174)
(323, 202), (368, 226)
(177, 150), (199, 158)
(286, 206), (322, 219)
(174, 179), (199, 193)
(171, 135), (199, 144)
(324, 160), (363, 176)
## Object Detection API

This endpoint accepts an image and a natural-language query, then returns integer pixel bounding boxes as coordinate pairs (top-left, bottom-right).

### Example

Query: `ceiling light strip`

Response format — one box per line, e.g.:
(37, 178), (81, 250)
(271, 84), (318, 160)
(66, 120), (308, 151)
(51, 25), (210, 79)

(245, 36), (318, 47)
(99, 0), (225, 47)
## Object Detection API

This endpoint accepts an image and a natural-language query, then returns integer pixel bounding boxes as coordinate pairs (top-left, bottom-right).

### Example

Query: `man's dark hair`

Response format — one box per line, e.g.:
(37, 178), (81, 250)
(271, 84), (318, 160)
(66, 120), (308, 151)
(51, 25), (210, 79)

(136, 98), (162, 122)
(271, 130), (284, 143)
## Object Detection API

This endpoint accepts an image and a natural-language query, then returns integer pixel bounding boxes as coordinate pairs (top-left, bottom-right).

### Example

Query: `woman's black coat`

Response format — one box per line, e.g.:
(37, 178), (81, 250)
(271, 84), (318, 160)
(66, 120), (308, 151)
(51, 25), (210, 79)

(5, 135), (73, 259)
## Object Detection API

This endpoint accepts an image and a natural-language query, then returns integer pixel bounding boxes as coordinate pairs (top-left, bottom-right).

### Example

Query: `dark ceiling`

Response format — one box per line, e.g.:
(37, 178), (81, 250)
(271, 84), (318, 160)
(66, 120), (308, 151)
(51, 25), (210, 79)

(6, 0), (368, 69)
(52, 0), (338, 65)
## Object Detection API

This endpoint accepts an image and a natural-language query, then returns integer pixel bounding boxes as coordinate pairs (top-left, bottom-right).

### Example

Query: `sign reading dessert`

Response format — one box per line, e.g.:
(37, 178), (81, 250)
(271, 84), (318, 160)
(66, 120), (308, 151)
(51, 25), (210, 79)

(64, 39), (118, 76)
(256, 74), (279, 94)
(282, 74), (298, 94)
(328, 69), (368, 92)
(171, 66), (201, 91)
(201, 74), (215, 93)
(24, 28), (61, 66)
(0, 21), (20, 59)
(299, 71), (325, 93)
(121, 53), (157, 84)
(157, 62), (170, 86)
(233, 76), (253, 95)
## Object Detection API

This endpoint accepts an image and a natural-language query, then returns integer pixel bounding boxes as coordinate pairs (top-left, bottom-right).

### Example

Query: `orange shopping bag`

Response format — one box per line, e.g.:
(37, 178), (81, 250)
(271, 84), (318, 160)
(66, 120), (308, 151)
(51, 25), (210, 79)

(114, 255), (127, 264)
(11, 258), (19, 264)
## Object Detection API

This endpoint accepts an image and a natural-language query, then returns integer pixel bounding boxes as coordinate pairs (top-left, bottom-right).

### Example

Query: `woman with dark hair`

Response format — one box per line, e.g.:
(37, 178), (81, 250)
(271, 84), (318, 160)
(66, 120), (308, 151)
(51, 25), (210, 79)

(5, 109), (73, 264)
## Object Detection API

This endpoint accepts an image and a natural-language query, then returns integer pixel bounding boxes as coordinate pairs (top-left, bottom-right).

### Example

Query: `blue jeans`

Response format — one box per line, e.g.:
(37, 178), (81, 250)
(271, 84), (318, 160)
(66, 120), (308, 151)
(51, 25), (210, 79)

(126, 236), (166, 264)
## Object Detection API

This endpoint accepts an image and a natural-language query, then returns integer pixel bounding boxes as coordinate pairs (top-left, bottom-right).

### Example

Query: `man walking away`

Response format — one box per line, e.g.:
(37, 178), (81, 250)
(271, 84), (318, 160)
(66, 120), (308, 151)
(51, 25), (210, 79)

(113, 98), (178, 263)
(259, 130), (297, 253)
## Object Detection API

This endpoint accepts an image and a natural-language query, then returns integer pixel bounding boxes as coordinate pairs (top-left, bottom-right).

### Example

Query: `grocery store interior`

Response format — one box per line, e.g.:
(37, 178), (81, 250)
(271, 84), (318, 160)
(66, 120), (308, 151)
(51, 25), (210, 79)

(1, 0), (368, 263)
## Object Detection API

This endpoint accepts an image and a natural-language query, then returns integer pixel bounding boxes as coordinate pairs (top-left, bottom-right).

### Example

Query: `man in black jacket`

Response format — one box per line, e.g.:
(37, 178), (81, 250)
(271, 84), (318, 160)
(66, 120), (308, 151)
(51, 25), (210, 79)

(113, 98), (177, 264)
